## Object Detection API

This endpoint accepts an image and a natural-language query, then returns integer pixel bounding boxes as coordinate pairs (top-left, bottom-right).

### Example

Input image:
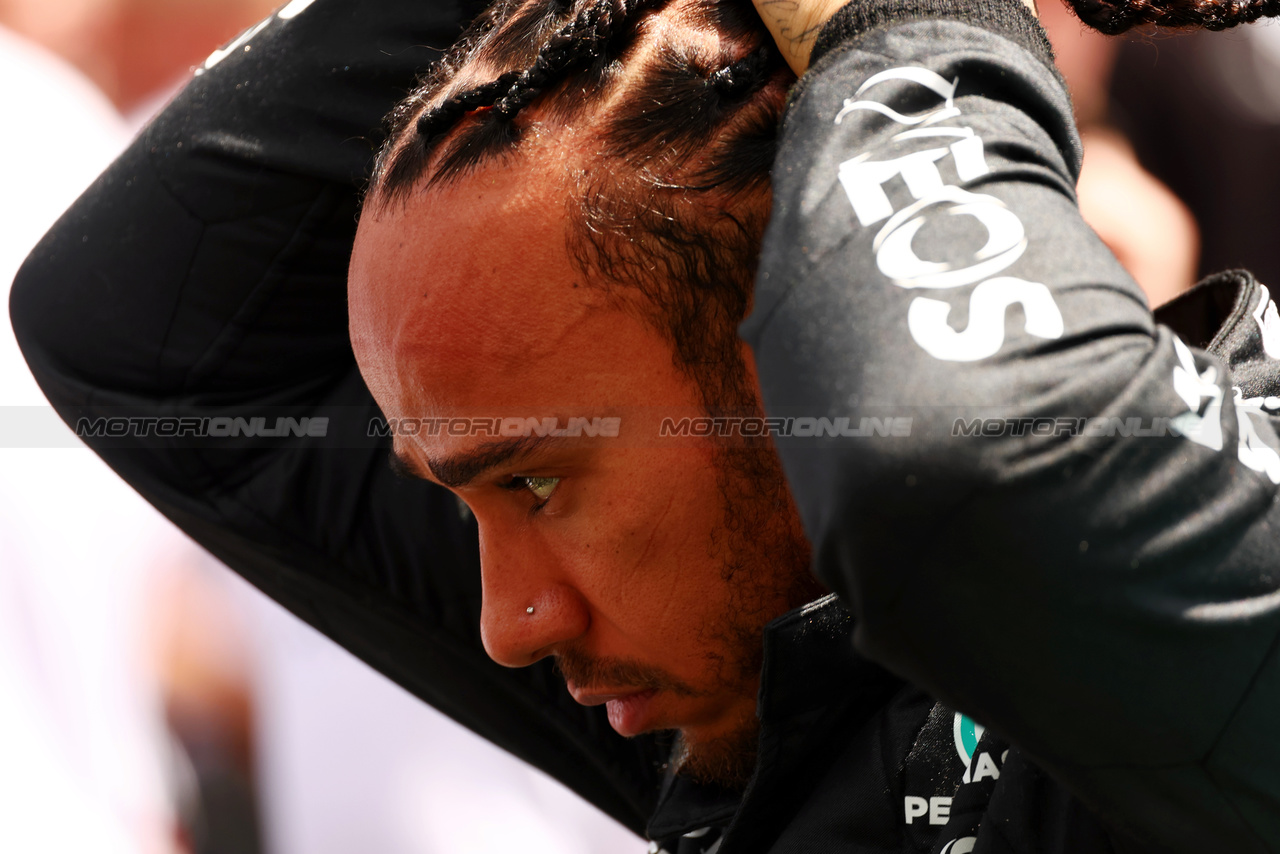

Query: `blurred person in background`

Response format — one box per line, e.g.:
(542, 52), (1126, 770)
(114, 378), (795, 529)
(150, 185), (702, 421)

(157, 549), (647, 854)
(1111, 22), (1280, 292)
(0, 0), (280, 118)
(0, 20), (181, 854)
(1039, 0), (1201, 306)
(2, 2), (646, 852)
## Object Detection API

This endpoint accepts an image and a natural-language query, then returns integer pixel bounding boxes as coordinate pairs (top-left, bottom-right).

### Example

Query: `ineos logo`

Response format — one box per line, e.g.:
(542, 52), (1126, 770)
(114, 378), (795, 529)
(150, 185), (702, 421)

(836, 67), (1064, 362)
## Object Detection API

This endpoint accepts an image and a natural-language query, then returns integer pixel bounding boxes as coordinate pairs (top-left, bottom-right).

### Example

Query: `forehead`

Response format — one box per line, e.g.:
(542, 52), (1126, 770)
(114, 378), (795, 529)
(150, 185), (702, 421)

(352, 163), (589, 382)
(347, 158), (688, 454)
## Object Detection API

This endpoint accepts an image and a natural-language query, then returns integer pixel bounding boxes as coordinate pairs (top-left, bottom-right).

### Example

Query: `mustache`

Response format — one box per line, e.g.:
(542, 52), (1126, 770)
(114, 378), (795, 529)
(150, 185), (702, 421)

(554, 647), (703, 698)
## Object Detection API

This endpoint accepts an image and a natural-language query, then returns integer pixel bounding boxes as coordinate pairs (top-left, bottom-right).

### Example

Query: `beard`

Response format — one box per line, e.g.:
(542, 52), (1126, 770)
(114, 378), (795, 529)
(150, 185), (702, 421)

(553, 428), (823, 791)
(670, 708), (762, 789)
(669, 440), (823, 789)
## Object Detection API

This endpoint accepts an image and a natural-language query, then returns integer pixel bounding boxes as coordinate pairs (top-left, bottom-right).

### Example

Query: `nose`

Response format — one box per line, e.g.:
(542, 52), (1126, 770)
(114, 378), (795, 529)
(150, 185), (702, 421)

(476, 523), (591, 668)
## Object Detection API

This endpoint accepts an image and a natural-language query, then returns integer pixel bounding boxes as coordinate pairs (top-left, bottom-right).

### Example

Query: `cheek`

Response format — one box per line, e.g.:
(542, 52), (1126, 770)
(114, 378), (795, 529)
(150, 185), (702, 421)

(555, 450), (733, 630)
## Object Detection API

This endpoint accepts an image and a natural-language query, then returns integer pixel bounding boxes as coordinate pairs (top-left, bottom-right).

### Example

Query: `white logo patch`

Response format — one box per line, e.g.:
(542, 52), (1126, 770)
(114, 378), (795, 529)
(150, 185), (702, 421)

(1166, 337), (1280, 481)
(197, 0), (318, 74)
(277, 0), (319, 19)
(1233, 389), (1280, 483)
(835, 67), (961, 127)
(1169, 337), (1224, 452)
(908, 278), (1063, 362)
(1252, 284), (1280, 360)
(198, 18), (271, 73)
(952, 712), (985, 767)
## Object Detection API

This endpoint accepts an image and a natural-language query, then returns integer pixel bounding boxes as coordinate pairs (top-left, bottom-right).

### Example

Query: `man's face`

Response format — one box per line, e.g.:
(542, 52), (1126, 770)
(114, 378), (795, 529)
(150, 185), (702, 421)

(349, 157), (815, 784)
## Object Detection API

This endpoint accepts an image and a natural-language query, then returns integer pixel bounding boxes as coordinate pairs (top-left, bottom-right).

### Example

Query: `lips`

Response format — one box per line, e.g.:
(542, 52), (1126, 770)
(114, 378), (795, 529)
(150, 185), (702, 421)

(568, 683), (659, 737)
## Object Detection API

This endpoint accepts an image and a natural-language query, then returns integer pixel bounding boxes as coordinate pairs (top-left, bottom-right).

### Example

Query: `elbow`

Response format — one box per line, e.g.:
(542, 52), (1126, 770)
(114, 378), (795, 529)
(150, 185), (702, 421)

(9, 237), (73, 406)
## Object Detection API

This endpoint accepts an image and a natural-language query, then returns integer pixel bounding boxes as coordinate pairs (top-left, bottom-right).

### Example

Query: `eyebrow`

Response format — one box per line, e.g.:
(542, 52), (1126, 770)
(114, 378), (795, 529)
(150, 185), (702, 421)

(389, 435), (559, 488)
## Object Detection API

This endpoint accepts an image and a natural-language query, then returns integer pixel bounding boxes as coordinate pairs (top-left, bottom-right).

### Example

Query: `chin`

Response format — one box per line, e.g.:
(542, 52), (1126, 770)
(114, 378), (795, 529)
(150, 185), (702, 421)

(673, 713), (760, 790)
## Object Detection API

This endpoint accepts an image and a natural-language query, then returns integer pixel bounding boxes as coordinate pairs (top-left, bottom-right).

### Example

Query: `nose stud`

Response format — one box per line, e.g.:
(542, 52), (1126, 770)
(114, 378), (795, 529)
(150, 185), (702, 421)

(525, 606), (535, 615)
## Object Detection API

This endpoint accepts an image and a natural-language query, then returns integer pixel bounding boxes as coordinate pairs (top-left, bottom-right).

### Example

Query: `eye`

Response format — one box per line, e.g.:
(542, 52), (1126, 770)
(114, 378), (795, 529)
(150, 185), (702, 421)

(522, 476), (560, 502)
(501, 475), (561, 505)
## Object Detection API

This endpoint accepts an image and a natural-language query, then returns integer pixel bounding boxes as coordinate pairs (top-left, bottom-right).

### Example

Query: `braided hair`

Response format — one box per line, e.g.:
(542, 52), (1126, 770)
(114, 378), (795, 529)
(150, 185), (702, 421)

(373, 0), (784, 193)
(370, 0), (791, 414)
(1071, 0), (1279, 33)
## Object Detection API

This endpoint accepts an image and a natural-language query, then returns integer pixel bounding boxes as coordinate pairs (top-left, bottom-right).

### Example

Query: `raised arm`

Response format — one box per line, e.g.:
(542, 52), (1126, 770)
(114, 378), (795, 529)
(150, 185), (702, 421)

(744, 0), (1280, 849)
(8, 0), (662, 831)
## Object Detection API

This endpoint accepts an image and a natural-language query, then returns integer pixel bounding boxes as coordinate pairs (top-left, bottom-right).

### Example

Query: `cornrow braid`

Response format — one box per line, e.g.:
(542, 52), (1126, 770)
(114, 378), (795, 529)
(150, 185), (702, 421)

(374, 0), (789, 205)
(485, 0), (644, 120)
(416, 0), (661, 169)
(1071, 0), (1279, 32)
(413, 70), (524, 143)
(707, 44), (773, 99)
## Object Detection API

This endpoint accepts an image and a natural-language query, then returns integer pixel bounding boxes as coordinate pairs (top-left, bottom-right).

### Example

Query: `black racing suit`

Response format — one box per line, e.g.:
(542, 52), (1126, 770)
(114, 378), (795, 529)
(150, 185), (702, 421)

(10, 0), (1280, 850)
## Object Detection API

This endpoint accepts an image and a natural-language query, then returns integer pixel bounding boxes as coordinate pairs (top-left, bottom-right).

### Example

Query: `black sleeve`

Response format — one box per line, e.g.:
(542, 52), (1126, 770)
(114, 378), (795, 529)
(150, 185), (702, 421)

(9, 0), (661, 832)
(743, 1), (1280, 849)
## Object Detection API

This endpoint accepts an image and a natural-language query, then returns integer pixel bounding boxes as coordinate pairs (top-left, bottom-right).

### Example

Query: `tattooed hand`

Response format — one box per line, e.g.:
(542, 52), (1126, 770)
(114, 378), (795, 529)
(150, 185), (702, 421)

(750, 0), (849, 74)
(752, 0), (1040, 74)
